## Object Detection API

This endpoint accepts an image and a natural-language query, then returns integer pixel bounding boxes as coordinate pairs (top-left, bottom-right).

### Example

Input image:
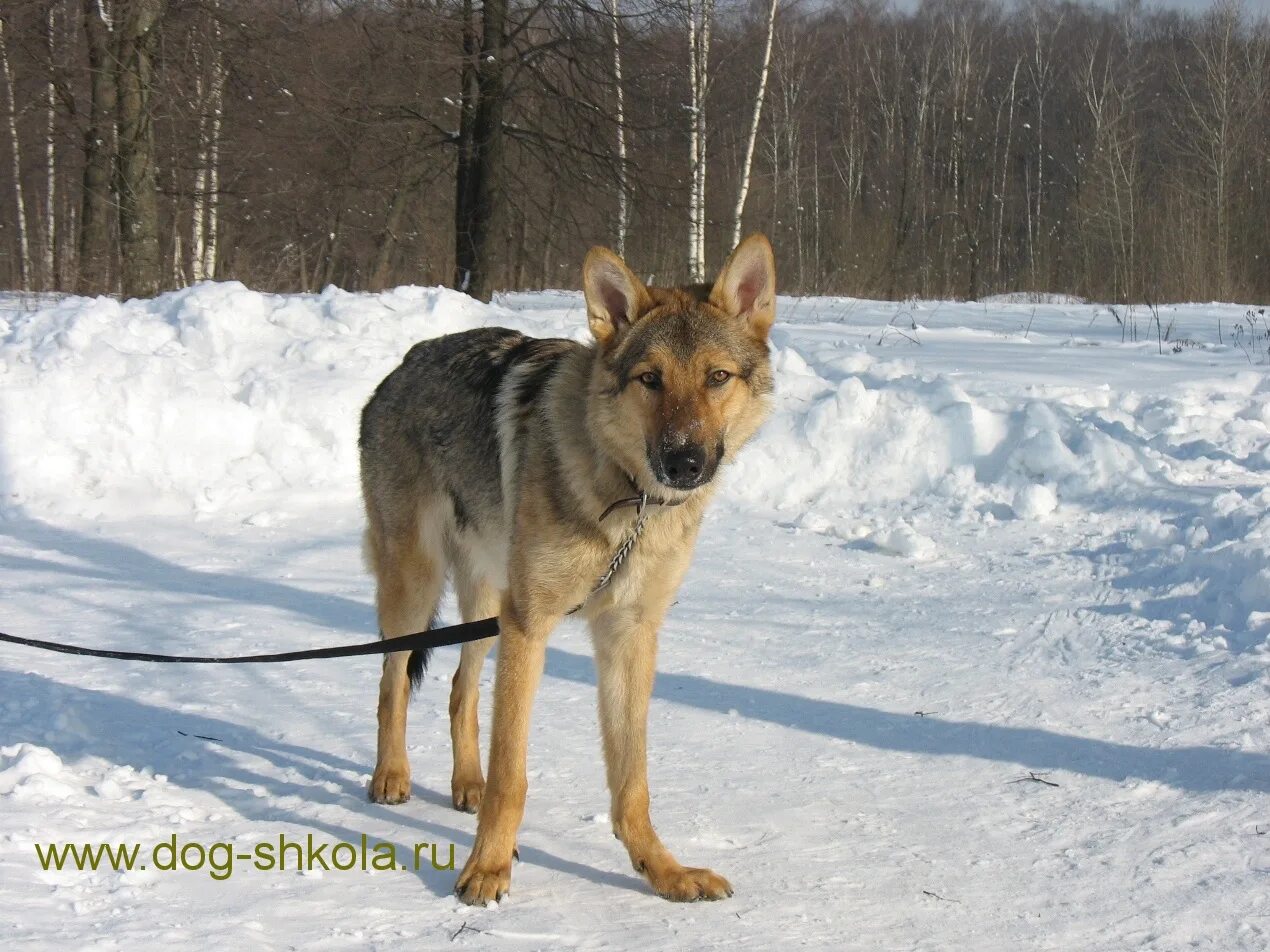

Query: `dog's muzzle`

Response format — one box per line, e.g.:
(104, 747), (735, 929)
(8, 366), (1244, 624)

(652, 443), (716, 490)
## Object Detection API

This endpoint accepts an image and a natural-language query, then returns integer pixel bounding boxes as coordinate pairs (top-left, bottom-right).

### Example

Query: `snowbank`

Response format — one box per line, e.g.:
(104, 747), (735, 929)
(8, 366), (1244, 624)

(0, 283), (501, 517)
(1, 283), (1267, 645)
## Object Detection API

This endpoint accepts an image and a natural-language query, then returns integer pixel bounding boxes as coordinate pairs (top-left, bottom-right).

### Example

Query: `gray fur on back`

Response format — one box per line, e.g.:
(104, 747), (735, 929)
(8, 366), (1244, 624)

(359, 327), (583, 541)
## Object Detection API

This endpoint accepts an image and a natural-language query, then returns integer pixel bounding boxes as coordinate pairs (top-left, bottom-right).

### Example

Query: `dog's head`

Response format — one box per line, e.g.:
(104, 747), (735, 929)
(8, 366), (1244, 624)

(583, 234), (776, 494)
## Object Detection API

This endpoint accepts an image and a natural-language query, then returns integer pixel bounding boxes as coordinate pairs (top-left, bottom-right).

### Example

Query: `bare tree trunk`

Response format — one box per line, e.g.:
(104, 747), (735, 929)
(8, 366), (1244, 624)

(80, 0), (115, 294)
(203, 83), (221, 279)
(115, 0), (166, 298)
(464, 0), (507, 302)
(731, 0), (777, 249)
(1172, 3), (1260, 298)
(609, 0), (627, 257)
(192, 0), (224, 282)
(697, 0), (710, 273)
(1025, 8), (1059, 288)
(370, 147), (431, 291)
(44, 3), (59, 289)
(687, 2), (700, 280)
(452, 0), (479, 293)
(0, 15), (33, 290)
(687, 0), (711, 280)
(320, 206), (343, 288)
(993, 57), (1020, 284)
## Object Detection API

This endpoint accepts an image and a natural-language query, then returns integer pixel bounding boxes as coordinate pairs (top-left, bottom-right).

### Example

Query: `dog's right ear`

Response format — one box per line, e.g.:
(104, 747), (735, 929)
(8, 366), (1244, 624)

(583, 247), (649, 349)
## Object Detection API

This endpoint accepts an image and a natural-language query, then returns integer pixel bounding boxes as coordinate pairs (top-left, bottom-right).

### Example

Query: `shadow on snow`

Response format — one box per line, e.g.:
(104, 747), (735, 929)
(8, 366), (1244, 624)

(1, 515), (1264, 886)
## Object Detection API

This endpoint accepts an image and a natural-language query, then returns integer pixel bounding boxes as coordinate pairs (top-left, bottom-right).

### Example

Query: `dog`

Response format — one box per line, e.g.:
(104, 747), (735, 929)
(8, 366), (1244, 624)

(358, 234), (776, 904)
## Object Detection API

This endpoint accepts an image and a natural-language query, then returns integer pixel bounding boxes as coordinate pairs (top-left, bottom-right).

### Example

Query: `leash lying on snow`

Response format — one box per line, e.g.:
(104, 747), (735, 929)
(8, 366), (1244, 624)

(0, 617), (500, 664)
(0, 482), (685, 665)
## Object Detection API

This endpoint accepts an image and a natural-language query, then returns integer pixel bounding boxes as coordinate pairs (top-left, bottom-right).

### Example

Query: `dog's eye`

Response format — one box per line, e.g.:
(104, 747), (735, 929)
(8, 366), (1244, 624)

(708, 369), (732, 386)
(638, 371), (661, 390)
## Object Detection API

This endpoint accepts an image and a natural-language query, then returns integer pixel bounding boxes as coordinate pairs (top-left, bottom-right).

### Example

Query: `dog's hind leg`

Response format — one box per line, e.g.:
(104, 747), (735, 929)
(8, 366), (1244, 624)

(449, 566), (499, 813)
(367, 501), (446, 805)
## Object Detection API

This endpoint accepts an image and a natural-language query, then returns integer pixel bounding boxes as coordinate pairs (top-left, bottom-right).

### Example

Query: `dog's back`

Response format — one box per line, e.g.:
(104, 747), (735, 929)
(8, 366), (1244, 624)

(360, 327), (578, 550)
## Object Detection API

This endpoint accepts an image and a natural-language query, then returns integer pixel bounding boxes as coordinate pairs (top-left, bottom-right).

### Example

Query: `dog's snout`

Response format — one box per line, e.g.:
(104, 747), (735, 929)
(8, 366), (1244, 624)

(659, 445), (708, 489)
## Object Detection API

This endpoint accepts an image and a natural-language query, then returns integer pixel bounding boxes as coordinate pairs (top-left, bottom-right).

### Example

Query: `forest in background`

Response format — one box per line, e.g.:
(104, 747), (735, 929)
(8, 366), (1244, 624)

(0, 0), (1266, 303)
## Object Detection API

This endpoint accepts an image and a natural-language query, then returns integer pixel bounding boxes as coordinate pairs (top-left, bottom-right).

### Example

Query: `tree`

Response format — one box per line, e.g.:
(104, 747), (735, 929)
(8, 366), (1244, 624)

(686, 0), (712, 281)
(114, 0), (166, 298)
(190, 0), (224, 283)
(79, 0), (116, 294)
(609, 0), (628, 257)
(732, 0), (777, 250)
(0, 13), (33, 290)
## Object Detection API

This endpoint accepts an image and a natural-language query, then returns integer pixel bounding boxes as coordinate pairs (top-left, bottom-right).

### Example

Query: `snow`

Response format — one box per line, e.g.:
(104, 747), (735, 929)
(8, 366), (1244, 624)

(1, 285), (1268, 948)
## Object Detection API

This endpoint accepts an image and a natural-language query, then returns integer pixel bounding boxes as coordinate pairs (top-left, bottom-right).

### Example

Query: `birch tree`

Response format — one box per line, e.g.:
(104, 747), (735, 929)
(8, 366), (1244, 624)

(43, 2), (59, 288)
(731, 0), (777, 249)
(609, 0), (627, 257)
(1023, 3), (1062, 286)
(0, 14), (33, 290)
(687, 0), (712, 281)
(1076, 22), (1142, 301)
(191, 0), (224, 283)
(990, 56), (1020, 284)
(1170, 1), (1265, 296)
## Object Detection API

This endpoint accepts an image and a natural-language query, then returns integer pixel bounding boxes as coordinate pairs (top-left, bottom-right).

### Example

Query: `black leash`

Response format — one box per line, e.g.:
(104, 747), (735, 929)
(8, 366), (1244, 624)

(0, 617), (499, 665)
(0, 476), (684, 666)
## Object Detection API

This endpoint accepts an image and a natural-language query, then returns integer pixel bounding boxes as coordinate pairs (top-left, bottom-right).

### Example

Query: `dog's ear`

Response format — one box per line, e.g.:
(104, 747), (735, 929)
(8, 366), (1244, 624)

(710, 233), (776, 341)
(583, 247), (649, 349)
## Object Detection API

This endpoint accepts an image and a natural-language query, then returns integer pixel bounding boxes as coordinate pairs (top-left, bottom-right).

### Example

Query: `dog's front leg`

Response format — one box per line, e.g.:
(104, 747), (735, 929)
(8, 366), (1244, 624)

(592, 608), (733, 902)
(455, 599), (552, 905)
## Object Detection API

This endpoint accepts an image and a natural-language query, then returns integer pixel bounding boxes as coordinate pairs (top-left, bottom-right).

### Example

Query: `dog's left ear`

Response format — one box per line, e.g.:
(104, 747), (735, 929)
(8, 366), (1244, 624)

(710, 233), (776, 341)
(583, 246), (650, 350)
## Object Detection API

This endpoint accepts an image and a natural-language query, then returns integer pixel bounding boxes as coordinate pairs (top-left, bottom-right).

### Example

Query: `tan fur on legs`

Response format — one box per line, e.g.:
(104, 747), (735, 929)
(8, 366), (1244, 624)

(449, 571), (499, 813)
(371, 651), (414, 803)
(367, 505), (446, 805)
(455, 596), (554, 904)
(591, 604), (732, 902)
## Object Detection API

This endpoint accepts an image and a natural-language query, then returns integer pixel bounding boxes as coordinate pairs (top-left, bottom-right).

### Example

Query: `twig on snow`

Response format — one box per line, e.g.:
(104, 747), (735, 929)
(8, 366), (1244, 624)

(1009, 771), (1059, 788)
(450, 921), (486, 942)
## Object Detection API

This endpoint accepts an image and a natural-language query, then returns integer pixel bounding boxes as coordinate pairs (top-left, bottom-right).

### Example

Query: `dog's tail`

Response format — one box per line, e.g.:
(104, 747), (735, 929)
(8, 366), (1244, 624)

(405, 610), (438, 693)
(407, 647), (430, 692)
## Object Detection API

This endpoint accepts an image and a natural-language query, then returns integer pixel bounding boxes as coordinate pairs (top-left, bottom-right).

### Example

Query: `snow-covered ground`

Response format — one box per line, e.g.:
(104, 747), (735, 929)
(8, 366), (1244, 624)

(1, 284), (1267, 950)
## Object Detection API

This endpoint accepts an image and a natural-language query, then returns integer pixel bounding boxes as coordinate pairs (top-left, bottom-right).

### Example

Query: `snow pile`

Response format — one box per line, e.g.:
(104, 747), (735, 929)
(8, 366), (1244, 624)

(0, 283), (499, 517)
(0, 744), (70, 799)
(1121, 488), (1270, 651)
(1, 283), (1115, 522)
(2, 284), (1267, 650)
(728, 347), (1158, 520)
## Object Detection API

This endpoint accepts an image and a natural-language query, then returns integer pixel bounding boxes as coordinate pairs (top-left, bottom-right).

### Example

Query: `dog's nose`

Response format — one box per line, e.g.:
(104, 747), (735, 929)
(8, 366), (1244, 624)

(660, 445), (708, 489)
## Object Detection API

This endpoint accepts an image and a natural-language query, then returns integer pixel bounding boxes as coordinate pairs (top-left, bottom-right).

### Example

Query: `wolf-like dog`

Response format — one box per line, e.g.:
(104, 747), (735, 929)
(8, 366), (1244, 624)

(359, 234), (776, 905)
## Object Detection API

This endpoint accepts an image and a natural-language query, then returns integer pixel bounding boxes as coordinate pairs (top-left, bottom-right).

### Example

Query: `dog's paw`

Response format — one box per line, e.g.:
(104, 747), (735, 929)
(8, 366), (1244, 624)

(647, 865), (733, 902)
(368, 763), (411, 804)
(455, 859), (512, 905)
(451, 775), (484, 813)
